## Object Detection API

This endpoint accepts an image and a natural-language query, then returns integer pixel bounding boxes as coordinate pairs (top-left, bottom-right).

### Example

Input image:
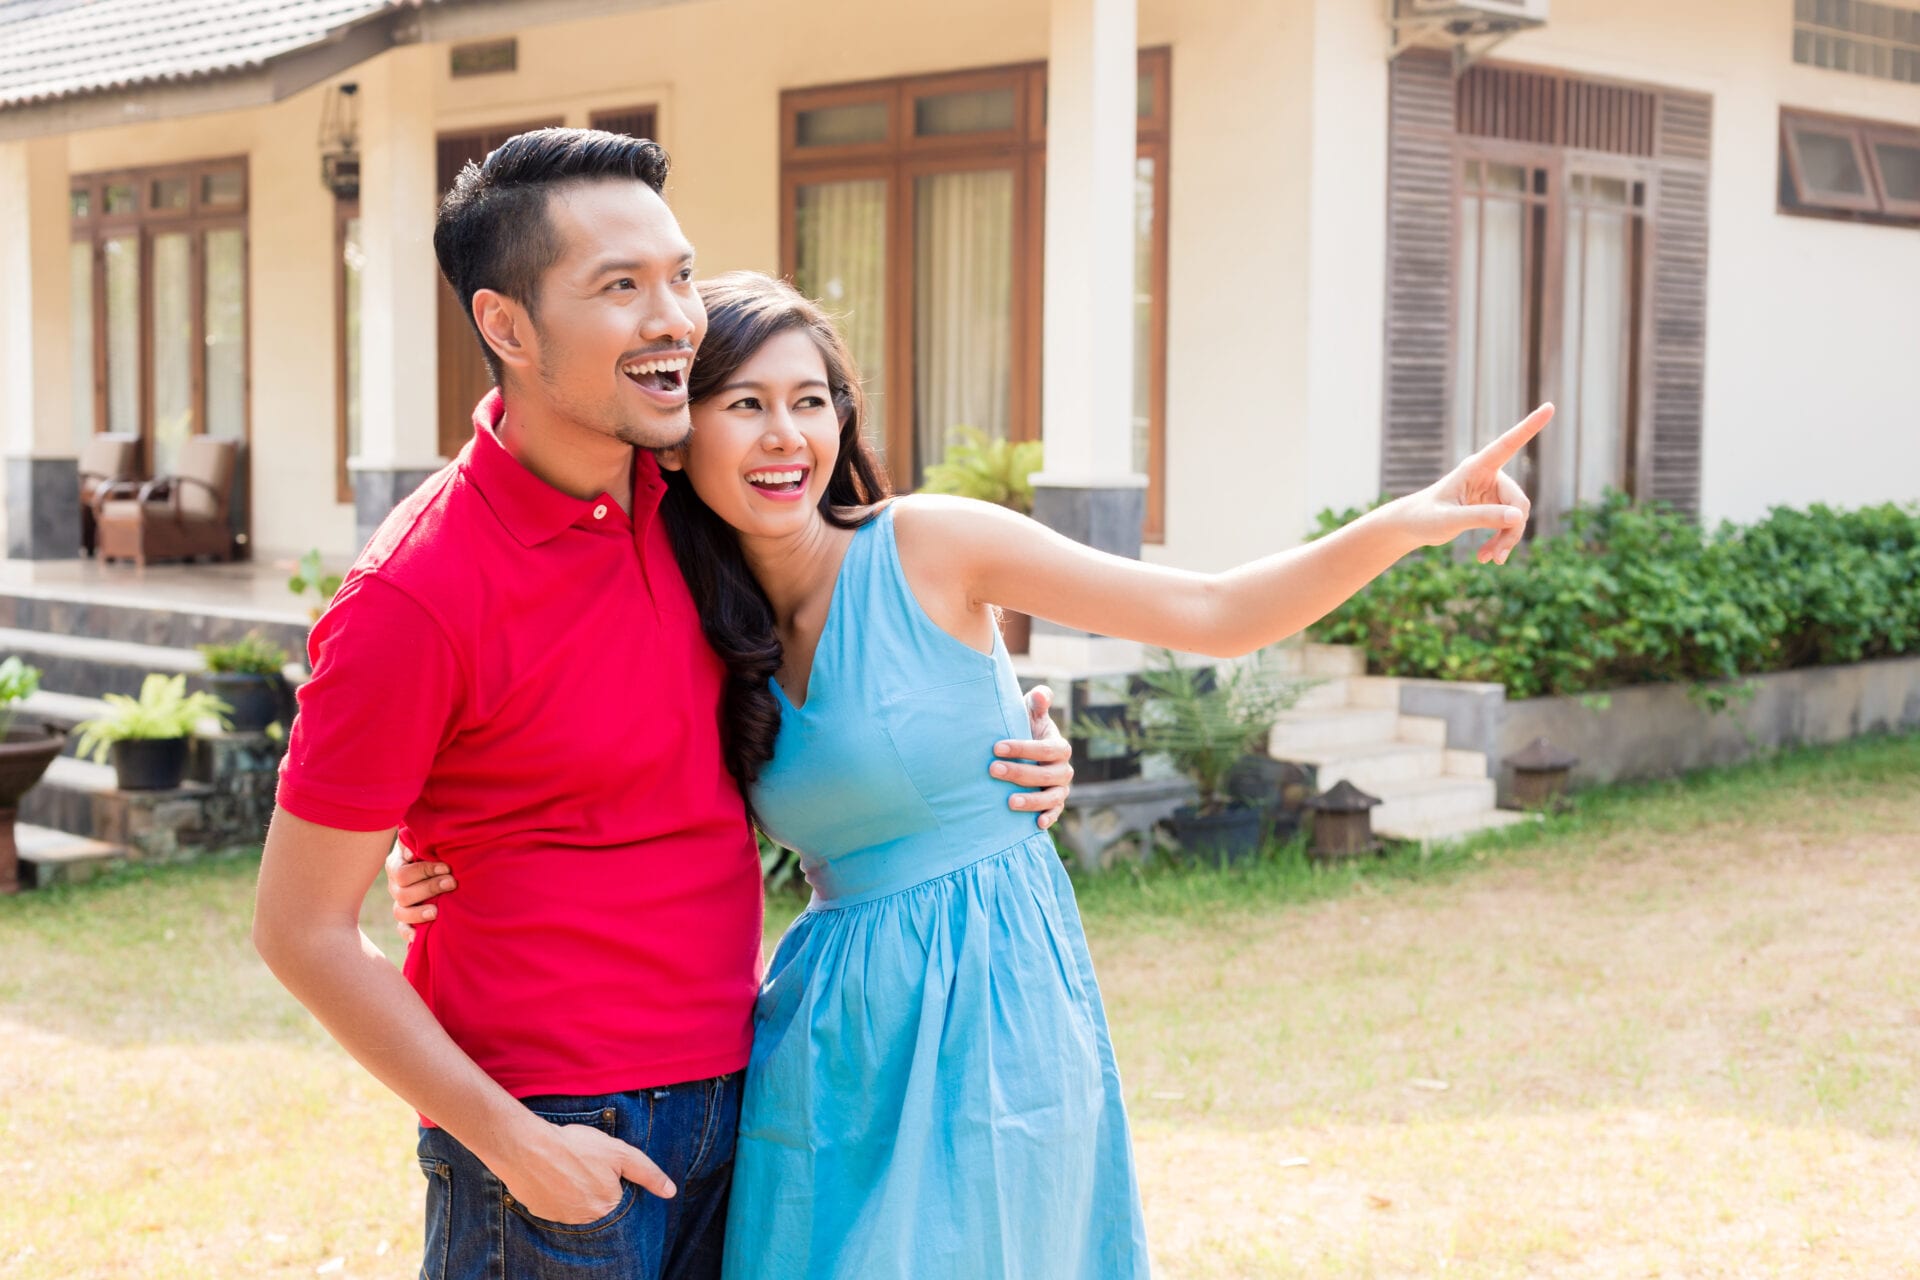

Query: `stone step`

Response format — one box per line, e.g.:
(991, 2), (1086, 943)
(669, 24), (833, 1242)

(1268, 643), (1367, 679)
(1347, 676), (1403, 710)
(12, 823), (127, 889)
(1370, 774), (1499, 831)
(1444, 748), (1489, 778)
(0, 589), (309, 655)
(1268, 707), (1401, 756)
(14, 690), (110, 757)
(0, 627), (203, 701)
(1289, 677), (1350, 712)
(1376, 807), (1539, 846)
(18, 755), (118, 838)
(1289, 740), (1446, 792)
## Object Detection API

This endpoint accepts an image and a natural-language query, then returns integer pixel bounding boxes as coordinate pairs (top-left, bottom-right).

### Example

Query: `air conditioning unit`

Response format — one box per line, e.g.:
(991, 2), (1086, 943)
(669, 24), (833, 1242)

(1407, 0), (1550, 26)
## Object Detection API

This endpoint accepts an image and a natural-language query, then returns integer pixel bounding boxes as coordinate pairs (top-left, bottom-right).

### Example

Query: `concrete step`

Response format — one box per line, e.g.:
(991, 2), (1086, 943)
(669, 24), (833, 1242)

(1396, 714), (1450, 748)
(12, 823), (127, 889)
(1289, 740), (1446, 792)
(0, 627), (203, 700)
(18, 755), (118, 838)
(1347, 676), (1403, 710)
(1370, 774), (1499, 831)
(1268, 707), (1400, 756)
(1289, 677), (1350, 712)
(0, 589), (309, 655)
(1377, 807), (1540, 846)
(14, 690), (110, 757)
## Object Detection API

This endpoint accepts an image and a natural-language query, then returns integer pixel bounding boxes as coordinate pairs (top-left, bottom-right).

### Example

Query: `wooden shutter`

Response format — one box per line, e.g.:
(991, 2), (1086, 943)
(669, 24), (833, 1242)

(1380, 49), (1457, 497)
(590, 106), (659, 140)
(1645, 91), (1711, 519)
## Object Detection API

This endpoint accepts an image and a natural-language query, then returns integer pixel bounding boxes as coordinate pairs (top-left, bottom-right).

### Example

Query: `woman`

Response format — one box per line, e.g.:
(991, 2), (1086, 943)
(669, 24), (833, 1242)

(393, 271), (1549, 1278)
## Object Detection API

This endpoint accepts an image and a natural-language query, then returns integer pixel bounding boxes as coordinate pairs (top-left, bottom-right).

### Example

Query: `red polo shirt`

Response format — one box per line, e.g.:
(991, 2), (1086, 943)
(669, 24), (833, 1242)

(276, 390), (762, 1106)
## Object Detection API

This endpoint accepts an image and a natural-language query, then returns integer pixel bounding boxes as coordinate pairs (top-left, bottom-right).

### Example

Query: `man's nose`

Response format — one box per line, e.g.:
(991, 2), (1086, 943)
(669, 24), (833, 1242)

(640, 286), (696, 346)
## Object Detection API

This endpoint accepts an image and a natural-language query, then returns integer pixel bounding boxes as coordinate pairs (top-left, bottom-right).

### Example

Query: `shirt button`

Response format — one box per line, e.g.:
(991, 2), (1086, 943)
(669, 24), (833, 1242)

(592, 504), (608, 520)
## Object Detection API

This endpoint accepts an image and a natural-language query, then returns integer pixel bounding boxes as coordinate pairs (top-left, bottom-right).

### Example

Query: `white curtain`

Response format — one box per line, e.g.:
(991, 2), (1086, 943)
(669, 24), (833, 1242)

(795, 180), (889, 452)
(103, 235), (140, 438)
(152, 233), (194, 477)
(1453, 184), (1528, 462)
(204, 229), (247, 440)
(1549, 194), (1632, 519)
(69, 243), (93, 449)
(913, 169), (1014, 482)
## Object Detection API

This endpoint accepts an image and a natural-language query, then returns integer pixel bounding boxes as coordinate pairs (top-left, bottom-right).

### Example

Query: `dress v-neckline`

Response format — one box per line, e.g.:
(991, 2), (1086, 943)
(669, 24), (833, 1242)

(771, 522), (865, 713)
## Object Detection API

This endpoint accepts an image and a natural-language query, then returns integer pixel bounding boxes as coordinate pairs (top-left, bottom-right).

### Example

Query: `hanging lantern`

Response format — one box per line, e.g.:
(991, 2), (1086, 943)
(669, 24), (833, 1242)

(1507, 737), (1579, 811)
(1305, 779), (1382, 862)
(318, 82), (361, 200)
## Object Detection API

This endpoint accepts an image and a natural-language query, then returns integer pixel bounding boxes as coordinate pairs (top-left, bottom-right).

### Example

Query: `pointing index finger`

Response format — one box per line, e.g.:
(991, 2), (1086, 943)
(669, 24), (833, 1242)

(1474, 403), (1555, 471)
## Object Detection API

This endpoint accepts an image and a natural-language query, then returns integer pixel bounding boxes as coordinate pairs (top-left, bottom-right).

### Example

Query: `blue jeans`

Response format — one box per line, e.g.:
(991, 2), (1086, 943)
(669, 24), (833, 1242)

(416, 1072), (743, 1280)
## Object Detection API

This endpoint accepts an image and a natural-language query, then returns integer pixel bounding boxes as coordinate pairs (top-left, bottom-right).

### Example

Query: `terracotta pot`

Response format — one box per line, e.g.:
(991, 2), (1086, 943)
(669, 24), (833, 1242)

(0, 724), (65, 895)
(997, 608), (1032, 656)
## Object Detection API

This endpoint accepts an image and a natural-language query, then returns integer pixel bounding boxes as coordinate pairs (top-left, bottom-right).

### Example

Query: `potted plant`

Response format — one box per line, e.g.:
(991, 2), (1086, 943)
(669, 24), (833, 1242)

(1097, 647), (1305, 866)
(287, 549), (343, 624)
(0, 658), (65, 894)
(74, 674), (231, 792)
(196, 630), (290, 733)
(918, 427), (1044, 654)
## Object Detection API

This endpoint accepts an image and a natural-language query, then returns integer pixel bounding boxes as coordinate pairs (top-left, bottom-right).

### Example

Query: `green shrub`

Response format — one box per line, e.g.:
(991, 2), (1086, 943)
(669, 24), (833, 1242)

(1312, 494), (1920, 699)
(0, 657), (42, 738)
(197, 630), (291, 676)
(73, 675), (232, 763)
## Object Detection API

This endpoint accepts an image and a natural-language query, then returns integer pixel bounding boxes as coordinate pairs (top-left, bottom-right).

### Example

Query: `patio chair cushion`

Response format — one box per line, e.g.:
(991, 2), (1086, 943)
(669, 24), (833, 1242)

(174, 436), (237, 522)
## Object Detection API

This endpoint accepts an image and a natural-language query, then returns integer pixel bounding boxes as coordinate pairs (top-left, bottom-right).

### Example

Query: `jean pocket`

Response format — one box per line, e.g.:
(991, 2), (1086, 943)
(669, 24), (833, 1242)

(417, 1157), (452, 1280)
(505, 1102), (644, 1237)
(504, 1178), (639, 1236)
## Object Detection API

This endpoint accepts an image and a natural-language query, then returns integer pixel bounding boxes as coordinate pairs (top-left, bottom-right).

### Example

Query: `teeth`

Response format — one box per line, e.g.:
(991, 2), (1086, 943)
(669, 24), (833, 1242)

(622, 356), (691, 377)
(746, 469), (805, 485)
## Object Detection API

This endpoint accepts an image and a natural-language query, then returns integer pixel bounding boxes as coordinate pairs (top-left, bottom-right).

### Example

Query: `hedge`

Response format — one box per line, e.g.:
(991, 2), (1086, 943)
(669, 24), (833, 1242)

(1310, 494), (1920, 700)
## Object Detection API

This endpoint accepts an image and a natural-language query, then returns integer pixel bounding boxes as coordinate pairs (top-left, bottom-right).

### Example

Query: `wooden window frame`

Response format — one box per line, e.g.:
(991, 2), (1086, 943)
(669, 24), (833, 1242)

(588, 104), (660, 139)
(1863, 125), (1920, 219)
(1781, 112), (1882, 214)
(780, 48), (1172, 540)
(69, 158), (251, 479)
(334, 197), (360, 504)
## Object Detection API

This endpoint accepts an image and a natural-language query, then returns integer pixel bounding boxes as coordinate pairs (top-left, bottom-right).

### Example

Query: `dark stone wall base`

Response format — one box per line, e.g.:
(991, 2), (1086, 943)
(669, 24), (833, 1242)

(6, 456), (81, 560)
(1030, 481), (1146, 639)
(354, 467), (442, 550)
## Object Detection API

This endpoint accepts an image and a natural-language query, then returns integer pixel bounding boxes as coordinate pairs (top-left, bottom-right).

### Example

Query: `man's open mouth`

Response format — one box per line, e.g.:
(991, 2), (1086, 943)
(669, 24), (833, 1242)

(622, 354), (690, 395)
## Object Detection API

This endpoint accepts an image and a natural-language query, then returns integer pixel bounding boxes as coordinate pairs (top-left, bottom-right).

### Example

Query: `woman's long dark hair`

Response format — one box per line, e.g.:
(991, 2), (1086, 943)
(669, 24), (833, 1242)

(661, 271), (891, 796)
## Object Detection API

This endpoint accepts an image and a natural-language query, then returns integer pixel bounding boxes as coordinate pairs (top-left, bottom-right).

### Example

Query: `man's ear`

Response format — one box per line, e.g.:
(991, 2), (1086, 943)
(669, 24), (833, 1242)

(473, 288), (536, 378)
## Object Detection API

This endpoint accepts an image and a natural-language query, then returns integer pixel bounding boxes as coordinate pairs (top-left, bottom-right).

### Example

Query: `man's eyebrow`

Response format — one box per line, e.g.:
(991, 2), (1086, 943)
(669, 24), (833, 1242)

(586, 250), (695, 276)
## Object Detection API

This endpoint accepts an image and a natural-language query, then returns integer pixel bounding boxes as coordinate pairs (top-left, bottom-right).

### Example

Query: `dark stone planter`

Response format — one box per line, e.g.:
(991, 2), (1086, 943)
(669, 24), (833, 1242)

(1168, 802), (1265, 867)
(0, 724), (67, 895)
(203, 672), (284, 734)
(110, 737), (191, 792)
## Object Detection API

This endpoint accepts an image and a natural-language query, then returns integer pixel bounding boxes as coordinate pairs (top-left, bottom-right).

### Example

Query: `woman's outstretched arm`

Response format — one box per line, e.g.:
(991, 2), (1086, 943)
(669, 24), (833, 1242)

(900, 405), (1552, 660)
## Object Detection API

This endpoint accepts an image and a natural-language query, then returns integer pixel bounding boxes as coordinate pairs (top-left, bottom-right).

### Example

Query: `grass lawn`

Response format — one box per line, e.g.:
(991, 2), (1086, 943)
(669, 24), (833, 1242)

(2, 734), (1917, 1278)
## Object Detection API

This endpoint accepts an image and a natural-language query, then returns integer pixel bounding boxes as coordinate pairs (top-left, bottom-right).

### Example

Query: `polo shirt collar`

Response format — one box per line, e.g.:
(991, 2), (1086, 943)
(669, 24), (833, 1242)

(462, 388), (666, 547)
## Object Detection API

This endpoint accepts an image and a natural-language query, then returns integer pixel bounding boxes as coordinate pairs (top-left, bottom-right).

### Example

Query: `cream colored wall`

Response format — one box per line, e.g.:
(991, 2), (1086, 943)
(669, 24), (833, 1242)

(1500, 0), (1920, 524)
(64, 89), (358, 561)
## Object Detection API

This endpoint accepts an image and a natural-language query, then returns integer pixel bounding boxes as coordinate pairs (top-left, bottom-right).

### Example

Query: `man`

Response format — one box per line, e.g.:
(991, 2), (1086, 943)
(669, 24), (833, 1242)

(252, 129), (1073, 1280)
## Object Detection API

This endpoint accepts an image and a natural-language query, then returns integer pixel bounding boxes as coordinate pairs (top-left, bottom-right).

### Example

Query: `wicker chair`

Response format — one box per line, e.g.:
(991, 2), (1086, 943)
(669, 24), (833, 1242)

(76, 433), (142, 556)
(94, 436), (240, 568)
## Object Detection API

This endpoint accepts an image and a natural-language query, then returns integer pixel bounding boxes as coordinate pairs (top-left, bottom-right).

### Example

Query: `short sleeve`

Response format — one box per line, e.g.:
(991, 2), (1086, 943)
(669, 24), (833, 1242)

(275, 575), (465, 832)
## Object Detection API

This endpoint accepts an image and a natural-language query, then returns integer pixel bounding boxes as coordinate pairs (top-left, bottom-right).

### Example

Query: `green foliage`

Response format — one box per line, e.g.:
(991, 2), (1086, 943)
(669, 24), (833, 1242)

(757, 829), (805, 896)
(196, 630), (290, 676)
(73, 674), (231, 763)
(288, 550), (344, 622)
(1311, 493), (1920, 700)
(917, 427), (1043, 515)
(1094, 647), (1307, 814)
(0, 656), (43, 738)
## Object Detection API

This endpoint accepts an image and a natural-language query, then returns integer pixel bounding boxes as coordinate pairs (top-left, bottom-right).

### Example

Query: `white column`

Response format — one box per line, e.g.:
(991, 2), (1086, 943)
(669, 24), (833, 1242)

(1036, 0), (1143, 491)
(349, 46), (446, 545)
(0, 136), (78, 558)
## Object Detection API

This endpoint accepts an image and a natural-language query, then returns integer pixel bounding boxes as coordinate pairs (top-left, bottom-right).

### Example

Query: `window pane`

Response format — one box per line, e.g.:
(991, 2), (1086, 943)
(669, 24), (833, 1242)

(151, 177), (190, 212)
(1133, 156), (1156, 477)
(105, 182), (137, 215)
(1872, 137), (1920, 202)
(914, 88), (1016, 137)
(1487, 163), (1527, 193)
(1556, 204), (1633, 515)
(201, 169), (244, 207)
(793, 180), (888, 454)
(796, 102), (888, 148)
(69, 242), (93, 447)
(70, 188), (90, 220)
(344, 215), (364, 475)
(152, 233), (195, 476)
(913, 168), (1014, 485)
(103, 235), (140, 435)
(1137, 70), (1154, 119)
(1452, 194), (1528, 459)
(1794, 127), (1870, 195)
(204, 229), (246, 438)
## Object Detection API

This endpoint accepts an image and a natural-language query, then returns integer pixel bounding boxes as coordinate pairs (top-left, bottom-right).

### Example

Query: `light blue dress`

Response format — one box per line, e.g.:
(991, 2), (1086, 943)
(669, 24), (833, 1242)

(721, 506), (1150, 1280)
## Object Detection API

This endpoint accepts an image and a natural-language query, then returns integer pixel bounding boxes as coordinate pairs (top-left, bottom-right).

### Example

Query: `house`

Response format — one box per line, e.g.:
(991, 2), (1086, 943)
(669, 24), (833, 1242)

(1, 0), (1915, 590)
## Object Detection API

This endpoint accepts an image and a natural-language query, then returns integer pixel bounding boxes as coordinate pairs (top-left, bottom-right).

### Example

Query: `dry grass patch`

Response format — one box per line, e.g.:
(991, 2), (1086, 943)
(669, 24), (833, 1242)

(1, 734), (1916, 1278)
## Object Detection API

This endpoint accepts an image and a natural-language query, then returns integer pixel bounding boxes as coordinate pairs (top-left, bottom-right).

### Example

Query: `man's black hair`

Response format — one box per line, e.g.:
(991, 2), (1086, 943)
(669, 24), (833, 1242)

(432, 127), (671, 384)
